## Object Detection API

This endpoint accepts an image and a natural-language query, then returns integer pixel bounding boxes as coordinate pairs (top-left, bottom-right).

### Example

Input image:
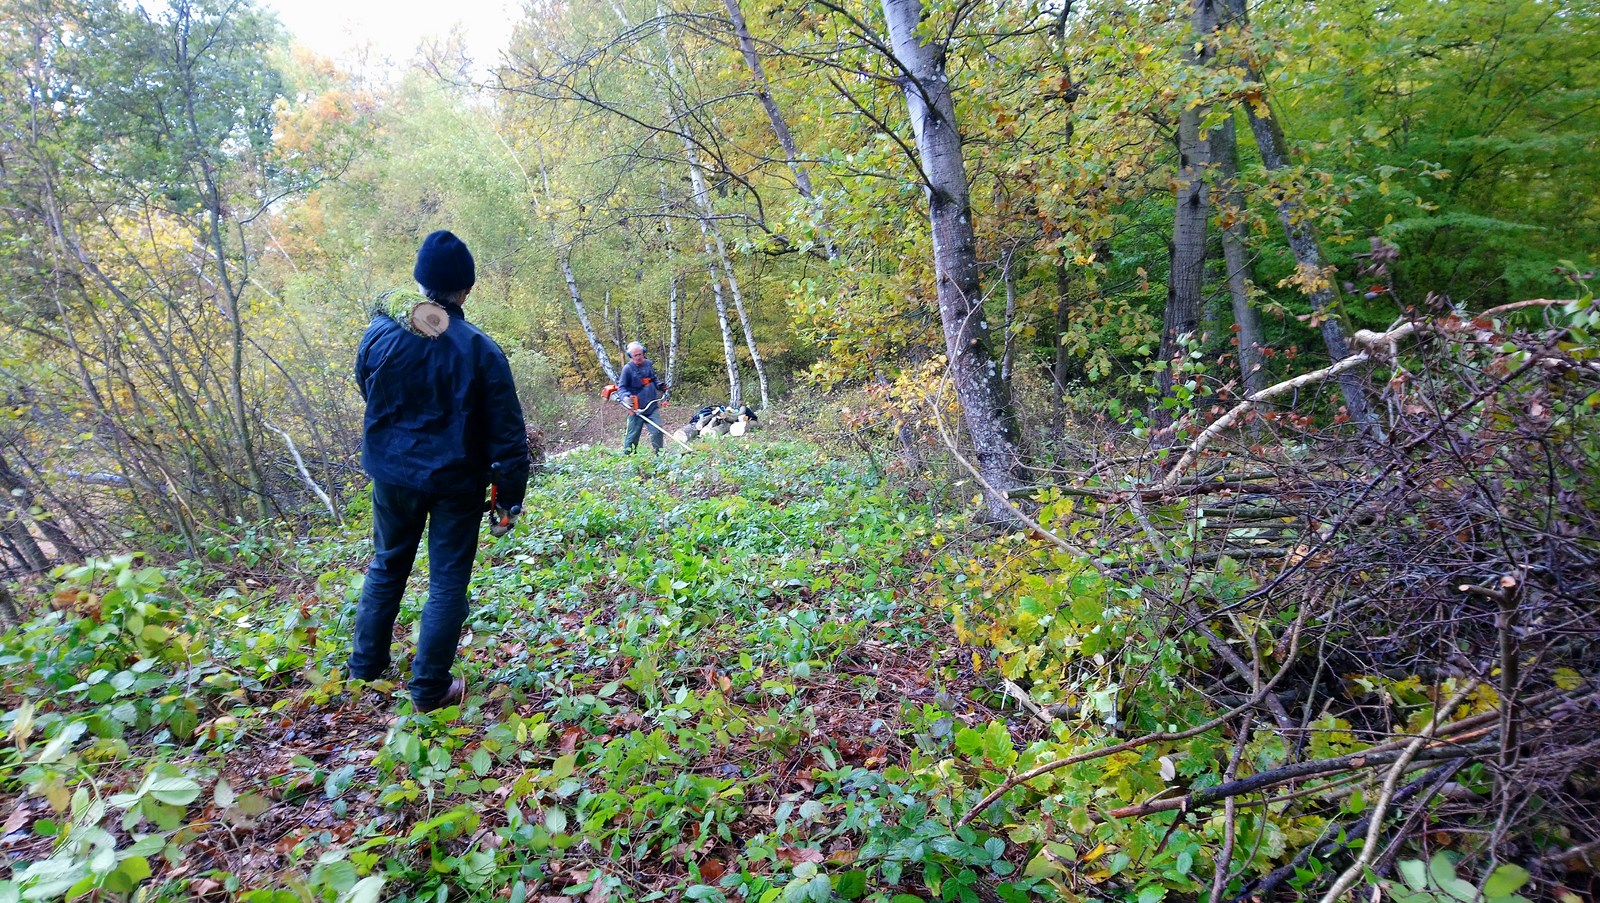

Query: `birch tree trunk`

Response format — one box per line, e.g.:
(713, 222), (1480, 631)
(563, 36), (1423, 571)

(1155, 0), (1219, 433)
(1210, 112), (1270, 396)
(1223, 0), (1375, 426)
(880, 0), (1023, 519)
(684, 134), (770, 409)
(561, 252), (619, 384)
(635, 1), (744, 405)
(666, 273), (681, 389)
(721, 0), (836, 260)
(655, 171), (684, 390)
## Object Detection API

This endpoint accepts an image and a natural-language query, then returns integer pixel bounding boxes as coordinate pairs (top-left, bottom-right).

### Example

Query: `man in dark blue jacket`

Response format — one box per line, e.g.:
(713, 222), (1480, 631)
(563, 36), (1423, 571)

(348, 230), (529, 712)
(618, 341), (667, 453)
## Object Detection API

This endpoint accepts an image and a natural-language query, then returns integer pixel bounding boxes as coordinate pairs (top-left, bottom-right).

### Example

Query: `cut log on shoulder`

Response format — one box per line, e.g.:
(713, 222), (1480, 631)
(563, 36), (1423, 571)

(377, 289), (450, 338)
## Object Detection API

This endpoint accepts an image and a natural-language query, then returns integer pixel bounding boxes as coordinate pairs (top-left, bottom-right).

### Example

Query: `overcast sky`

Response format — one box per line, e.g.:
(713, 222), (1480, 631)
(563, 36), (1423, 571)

(263, 0), (521, 74)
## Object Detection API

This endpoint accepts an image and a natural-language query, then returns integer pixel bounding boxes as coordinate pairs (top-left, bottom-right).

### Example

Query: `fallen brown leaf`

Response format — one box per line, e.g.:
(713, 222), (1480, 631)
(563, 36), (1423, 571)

(776, 846), (825, 866)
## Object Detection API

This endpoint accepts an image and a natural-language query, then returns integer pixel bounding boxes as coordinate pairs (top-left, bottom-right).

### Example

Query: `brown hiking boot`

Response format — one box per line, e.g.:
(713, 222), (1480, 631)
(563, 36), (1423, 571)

(417, 676), (466, 714)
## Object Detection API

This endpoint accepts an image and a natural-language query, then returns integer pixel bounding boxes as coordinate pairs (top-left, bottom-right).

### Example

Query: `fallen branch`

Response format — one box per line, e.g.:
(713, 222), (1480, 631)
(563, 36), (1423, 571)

(265, 421), (340, 523)
(1315, 680), (1482, 903)
(955, 600), (1311, 829)
(1231, 761), (1463, 903)
(1102, 739), (1490, 821)
(1157, 298), (1575, 491)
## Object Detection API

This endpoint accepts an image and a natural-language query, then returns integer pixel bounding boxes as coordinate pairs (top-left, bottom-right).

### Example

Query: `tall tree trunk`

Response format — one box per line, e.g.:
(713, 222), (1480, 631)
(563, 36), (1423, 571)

(561, 252), (619, 384)
(1000, 250), (1018, 386)
(1223, 0), (1375, 426)
(666, 272), (681, 389)
(701, 253), (744, 408)
(1155, 0), (1219, 434)
(720, 0), (836, 260)
(1052, 261), (1073, 437)
(713, 232), (769, 410)
(654, 170), (685, 392)
(176, 6), (270, 520)
(1210, 112), (1269, 395)
(880, 0), (1023, 520)
(637, 2), (744, 405)
(679, 132), (743, 405)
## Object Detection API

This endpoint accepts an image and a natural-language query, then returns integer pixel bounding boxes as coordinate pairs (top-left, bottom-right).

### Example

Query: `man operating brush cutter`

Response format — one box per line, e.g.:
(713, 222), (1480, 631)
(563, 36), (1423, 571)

(605, 342), (693, 453)
(603, 344), (694, 454)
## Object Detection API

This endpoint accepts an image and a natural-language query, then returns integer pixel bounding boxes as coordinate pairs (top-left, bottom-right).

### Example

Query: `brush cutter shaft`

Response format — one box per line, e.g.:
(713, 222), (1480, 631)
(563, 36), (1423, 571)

(609, 391), (694, 452)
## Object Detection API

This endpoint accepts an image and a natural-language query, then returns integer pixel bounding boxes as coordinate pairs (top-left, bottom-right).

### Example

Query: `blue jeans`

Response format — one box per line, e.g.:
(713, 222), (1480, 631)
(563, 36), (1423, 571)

(348, 480), (482, 708)
(624, 409), (663, 453)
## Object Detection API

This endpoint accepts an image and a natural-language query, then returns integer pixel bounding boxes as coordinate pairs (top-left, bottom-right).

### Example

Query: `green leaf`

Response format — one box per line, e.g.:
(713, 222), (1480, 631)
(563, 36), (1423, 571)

(544, 807), (568, 834)
(310, 859), (357, 894)
(954, 727), (983, 756)
(1398, 859), (1428, 891)
(1484, 865), (1530, 897)
(834, 871), (867, 901)
(459, 851), (496, 887)
(340, 876), (386, 903)
(782, 878), (809, 903)
(145, 776), (201, 807)
(116, 856), (152, 884)
(551, 754), (576, 781)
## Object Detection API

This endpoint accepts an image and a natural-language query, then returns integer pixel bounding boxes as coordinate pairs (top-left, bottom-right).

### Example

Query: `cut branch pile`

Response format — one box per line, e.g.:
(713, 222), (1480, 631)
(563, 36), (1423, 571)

(675, 405), (760, 444)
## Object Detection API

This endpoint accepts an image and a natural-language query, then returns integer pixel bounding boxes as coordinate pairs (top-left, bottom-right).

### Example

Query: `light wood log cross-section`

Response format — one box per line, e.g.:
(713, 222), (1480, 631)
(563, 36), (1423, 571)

(378, 289), (450, 338)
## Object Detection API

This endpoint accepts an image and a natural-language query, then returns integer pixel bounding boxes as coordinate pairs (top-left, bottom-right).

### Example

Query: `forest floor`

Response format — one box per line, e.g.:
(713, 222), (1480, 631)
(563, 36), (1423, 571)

(2, 437), (1047, 903)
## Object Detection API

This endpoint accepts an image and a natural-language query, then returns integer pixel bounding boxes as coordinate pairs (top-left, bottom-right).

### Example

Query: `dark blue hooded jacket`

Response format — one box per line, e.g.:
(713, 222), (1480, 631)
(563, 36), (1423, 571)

(355, 303), (529, 507)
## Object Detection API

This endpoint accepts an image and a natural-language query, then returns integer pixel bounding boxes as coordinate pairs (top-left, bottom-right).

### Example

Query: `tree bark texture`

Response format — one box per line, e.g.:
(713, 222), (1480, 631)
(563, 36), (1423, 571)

(1053, 261), (1073, 437)
(644, 3), (745, 406)
(1209, 112), (1269, 396)
(683, 125), (771, 410)
(1155, 0), (1219, 432)
(561, 252), (620, 384)
(1223, 0), (1375, 425)
(666, 272), (681, 390)
(879, 0), (1024, 518)
(685, 157), (746, 408)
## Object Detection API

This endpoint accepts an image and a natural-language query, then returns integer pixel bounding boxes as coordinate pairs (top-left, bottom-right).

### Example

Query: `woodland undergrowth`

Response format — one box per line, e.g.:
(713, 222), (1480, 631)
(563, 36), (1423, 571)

(4, 295), (1600, 903)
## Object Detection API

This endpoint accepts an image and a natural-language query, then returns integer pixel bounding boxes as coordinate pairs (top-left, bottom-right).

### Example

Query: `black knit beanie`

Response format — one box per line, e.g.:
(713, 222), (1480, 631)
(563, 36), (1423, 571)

(413, 230), (476, 294)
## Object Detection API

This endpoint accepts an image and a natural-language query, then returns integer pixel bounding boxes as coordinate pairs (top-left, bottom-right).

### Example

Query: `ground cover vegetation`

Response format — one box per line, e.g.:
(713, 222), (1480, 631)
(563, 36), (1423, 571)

(1, 0), (1598, 899)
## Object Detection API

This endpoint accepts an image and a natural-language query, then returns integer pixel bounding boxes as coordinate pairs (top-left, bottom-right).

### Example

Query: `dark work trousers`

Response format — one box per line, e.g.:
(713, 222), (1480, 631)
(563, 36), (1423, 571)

(624, 408), (663, 453)
(347, 480), (482, 709)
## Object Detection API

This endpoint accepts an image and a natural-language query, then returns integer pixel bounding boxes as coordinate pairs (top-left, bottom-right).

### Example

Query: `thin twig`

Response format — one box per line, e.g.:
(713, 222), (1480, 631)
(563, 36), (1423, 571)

(1314, 680), (1481, 903)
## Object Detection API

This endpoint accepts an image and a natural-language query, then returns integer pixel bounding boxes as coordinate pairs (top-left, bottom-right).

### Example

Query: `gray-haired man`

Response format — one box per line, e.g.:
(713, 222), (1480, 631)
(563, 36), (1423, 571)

(618, 342), (666, 453)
